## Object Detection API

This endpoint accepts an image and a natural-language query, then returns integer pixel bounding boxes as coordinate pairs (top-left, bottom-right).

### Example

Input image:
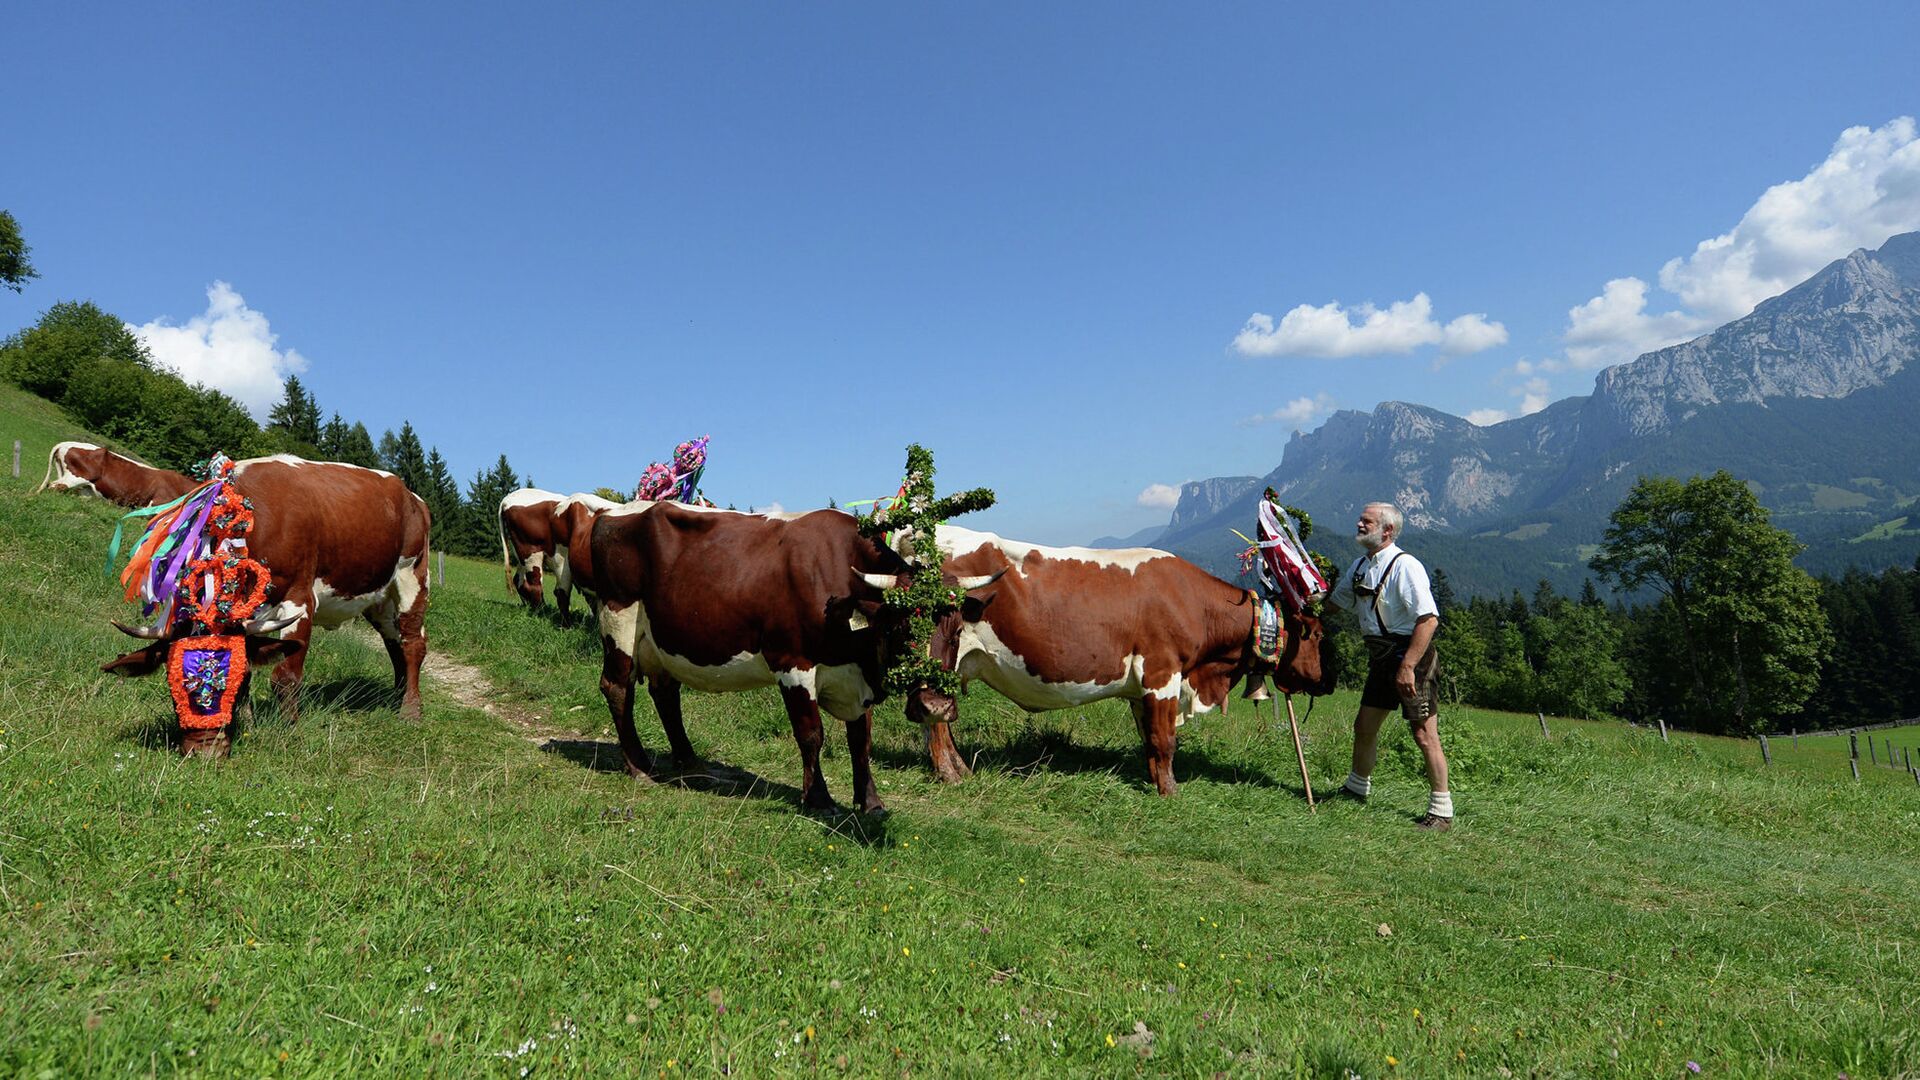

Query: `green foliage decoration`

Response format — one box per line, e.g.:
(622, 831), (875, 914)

(855, 444), (994, 699)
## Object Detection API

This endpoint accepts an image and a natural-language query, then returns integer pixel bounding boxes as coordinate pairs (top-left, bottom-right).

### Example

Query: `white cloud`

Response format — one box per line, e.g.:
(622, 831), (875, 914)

(1553, 117), (1920, 373)
(1515, 377), (1550, 416)
(1659, 117), (1920, 321)
(130, 282), (307, 418)
(1468, 374), (1552, 426)
(1465, 408), (1509, 427)
(1247, 392), (1336, 427)
(1232, 293), (1507, 359)
(1559, 277), (1710, 371)
(1136, 483), (1181, 510)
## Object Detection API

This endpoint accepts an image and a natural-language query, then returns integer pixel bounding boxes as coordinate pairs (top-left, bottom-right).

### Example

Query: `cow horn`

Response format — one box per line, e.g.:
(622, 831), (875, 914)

(111, 619), (168, 640)
(855, 571), (900, 591)
(951, 569), (1007, 591)
(243, 610), (304, 635)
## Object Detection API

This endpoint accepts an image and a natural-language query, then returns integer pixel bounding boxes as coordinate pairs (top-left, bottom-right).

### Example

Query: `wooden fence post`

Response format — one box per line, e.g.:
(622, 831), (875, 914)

(1851, 757), (1860, 781)
(11, 439), (18, 479)
(436, 550), (444, 586)
(1850, 732), (1860, 781)
(1537, 711), (1550, 738)
(1657, 717), (1669, 743)
(1759, 735), (1771, 766)
(1870, 738), (1878, 766)
(1791, 727), (1798, 748)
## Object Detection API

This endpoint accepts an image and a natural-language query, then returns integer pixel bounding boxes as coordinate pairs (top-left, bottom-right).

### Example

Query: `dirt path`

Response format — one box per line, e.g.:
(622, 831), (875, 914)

(341, 624), (583, 745)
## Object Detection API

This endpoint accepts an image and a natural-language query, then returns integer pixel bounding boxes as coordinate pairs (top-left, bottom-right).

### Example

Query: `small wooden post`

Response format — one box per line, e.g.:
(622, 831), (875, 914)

(1537, 711), (1550, 738)
(1870, 738), (1878, 766)
(1759, 735), (1771, 766)
(436, 550), (445, 586)
(1850, 732), (1859, 762)
(10, 439), (18, 479)
(1851, 757), (1860, 781)
(1792, 727), (1798, 748)
(1657, 717), (1669, 742)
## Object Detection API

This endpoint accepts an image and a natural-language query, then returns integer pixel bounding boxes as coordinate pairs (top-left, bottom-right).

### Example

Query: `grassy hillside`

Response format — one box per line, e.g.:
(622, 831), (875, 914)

(2, 381), (1918, 1076)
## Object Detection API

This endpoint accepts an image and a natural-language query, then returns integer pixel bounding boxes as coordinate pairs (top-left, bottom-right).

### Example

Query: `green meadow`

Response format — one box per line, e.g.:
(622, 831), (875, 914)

(2, 381), (1918, 1077)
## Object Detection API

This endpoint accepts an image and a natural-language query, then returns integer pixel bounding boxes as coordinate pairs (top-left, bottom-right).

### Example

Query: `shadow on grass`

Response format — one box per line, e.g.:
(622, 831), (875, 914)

(540, 738), (896, 843)
(872, 727), (1299, 797)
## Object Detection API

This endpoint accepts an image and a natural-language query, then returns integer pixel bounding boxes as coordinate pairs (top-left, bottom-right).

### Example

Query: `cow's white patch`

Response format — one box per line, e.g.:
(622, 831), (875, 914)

(934, 525), (1172, 575)
(955, 618), (1148, 711)
(501, 487), (564, 510)
(41, 441), (114, 496)
(556, 492), (621, 513)
(603, 499), (660, 520)
(600, 602), (641, 660)
(233, 454), (396, 479)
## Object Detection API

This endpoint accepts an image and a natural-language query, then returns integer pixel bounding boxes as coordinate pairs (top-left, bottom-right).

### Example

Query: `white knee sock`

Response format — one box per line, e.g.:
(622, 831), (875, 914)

(1344, 771), (1371, 797)
(1428, 790), (1454, 818)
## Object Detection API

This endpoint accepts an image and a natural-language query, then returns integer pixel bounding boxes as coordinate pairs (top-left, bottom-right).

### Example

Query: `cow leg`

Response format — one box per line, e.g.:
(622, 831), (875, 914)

(554, 584), (574, 626)
(646, 676), (698, 767)
(1136, 696), (1181, 796)
(180, 727), (231, 759)
(365, 566), (429, 721)
(845, 709), (885, 815)
(600, 639), (656, 778)
(268, 618), (314, 726)
(777, 672), (836, 812)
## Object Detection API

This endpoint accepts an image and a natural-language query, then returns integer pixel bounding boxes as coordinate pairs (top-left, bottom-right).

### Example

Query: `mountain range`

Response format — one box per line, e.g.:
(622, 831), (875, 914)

(1107, 231), (1920, 597)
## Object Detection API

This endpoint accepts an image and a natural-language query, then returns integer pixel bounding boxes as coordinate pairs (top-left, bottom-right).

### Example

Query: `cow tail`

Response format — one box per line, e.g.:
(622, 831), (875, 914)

(498, 503), (512, 571)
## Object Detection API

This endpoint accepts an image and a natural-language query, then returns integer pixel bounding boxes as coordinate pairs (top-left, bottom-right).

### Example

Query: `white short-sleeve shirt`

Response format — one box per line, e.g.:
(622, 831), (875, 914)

(1330, 544), (1438, 636)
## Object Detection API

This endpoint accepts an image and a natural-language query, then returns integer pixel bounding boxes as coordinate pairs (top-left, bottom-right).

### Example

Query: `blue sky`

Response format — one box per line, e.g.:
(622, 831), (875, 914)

(7, 3), (1919, 544)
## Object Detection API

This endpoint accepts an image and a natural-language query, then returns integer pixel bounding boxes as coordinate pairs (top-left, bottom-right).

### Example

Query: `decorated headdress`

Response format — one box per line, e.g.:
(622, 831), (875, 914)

(635, 435), (713, 505)
(105, 453), (280, 732)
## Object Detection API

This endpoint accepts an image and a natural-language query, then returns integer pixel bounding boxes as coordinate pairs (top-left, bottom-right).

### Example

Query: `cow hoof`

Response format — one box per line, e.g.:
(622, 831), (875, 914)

(800, 799), (845, 818)
(624, 764), (659, 784)
(859, 801), (889, 818)
(931, 760), (972, 784)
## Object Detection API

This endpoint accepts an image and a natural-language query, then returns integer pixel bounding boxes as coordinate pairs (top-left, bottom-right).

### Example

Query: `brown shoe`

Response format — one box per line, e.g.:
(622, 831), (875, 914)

(1414, 813), (1453, 831)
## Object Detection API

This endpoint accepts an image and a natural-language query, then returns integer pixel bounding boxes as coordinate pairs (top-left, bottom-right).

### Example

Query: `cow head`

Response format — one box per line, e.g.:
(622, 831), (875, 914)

(509, 563), (545, 609)
(1243, 606), (1339, 701)
(101, 614), (303, 758)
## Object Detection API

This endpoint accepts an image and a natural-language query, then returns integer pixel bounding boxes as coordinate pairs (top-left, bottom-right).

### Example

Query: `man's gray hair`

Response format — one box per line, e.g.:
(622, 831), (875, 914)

(1366, 502), (1404, 535)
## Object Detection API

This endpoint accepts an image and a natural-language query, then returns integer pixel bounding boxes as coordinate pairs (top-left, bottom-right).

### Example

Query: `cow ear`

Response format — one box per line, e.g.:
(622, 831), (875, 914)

(101, 643), (169, 677)
(960, 592), (995, 621)
(246, 637), (302, 665)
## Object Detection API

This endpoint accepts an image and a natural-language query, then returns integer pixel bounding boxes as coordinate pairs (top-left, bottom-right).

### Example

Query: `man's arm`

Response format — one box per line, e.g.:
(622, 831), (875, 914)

(1396, 613), (1438, 699)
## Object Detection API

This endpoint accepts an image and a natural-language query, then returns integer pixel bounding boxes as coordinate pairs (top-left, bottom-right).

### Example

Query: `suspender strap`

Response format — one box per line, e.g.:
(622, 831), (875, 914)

(1350, 551), (1405, 634)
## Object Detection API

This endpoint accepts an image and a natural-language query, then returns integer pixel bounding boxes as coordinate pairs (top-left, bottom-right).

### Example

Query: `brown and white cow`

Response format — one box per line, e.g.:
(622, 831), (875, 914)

(102, 455), (433, 736)
(591, 502), (992, 814)
(499, 489), (622, 623)
(39, 441), (196, 507)
(550, 492), (623, 620)
(913, 526), (1331, 795)
(499, 487), (564, 611)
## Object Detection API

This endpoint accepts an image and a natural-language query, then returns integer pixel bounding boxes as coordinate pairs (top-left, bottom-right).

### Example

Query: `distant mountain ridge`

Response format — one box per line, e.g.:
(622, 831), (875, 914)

(1151, 231), (1920, 595)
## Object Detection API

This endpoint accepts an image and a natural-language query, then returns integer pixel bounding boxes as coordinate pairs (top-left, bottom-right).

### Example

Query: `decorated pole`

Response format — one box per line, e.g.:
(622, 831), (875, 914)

(854, 444), (994, 705)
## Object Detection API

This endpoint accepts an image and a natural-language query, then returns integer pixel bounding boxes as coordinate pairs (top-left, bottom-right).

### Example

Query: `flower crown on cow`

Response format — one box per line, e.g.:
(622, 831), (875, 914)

(853, 444), (995, 699)
(635, 436), (716, 505)
(106, 452), (278, 731)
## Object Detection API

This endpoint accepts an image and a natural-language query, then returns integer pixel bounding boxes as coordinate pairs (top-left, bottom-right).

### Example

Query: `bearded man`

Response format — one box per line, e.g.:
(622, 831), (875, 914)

(1325, 502), (1453, 830)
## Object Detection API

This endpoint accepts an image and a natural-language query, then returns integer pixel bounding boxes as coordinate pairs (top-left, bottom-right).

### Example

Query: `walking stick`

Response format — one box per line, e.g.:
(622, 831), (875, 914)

(1286, 694), (1315, 811)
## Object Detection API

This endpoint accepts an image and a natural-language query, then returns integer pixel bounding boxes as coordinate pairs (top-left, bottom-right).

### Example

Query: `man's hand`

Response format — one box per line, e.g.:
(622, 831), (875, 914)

(1396, 663), (1419, 700)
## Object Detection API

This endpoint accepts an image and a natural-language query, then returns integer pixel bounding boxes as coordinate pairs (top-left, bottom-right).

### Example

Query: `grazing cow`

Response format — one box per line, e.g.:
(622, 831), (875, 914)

(499, 488), (564, 611)
(39, 442), (195, 507)
(914, 526), (1332, 795)
(592, 502), (993, 813)
(102, 455), (433, 731)
(550, 492), (623, 621)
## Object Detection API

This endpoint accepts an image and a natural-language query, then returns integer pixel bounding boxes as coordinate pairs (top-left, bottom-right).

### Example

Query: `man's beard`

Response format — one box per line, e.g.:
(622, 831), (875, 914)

(1356, 531), (1387, 553)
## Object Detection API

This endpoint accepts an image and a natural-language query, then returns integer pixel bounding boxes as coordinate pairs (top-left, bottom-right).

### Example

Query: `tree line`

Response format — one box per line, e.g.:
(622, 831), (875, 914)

(1318, 470), (1909, 737)
(6, 291), (1912, 736)
(2, 299), (533, 560)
